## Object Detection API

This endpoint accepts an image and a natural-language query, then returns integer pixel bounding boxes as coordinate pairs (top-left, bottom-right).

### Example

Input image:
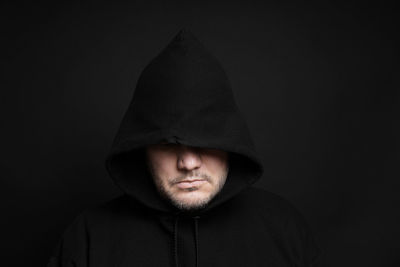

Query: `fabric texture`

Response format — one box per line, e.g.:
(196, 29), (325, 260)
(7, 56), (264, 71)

(47, 28), (322, 267)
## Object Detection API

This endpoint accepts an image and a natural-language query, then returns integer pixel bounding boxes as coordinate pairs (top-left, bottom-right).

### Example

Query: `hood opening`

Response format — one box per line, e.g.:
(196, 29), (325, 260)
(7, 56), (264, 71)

(106, 142), (263, 213)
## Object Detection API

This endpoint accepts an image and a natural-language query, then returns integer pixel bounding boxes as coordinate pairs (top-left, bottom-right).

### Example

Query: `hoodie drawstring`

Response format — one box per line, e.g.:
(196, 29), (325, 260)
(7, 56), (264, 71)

(193, 216), (200, 267)
(174, 217), (179, 267)
(173, 215), (201, 267)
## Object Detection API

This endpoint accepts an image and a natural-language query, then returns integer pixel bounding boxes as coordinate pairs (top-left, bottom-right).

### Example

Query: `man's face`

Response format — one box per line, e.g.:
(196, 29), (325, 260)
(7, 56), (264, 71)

(145, 143), (229, 211)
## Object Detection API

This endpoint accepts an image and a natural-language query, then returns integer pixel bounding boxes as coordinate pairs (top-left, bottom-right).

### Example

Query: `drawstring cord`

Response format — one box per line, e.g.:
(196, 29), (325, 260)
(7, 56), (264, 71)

(193, 216), (200, 267)
(172, 215), (201, 267)
(174, 217), (179, 267)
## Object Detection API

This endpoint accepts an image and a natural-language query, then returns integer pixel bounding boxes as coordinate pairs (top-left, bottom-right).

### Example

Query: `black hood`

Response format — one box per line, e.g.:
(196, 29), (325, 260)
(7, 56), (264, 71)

(105, 28), (263, 214)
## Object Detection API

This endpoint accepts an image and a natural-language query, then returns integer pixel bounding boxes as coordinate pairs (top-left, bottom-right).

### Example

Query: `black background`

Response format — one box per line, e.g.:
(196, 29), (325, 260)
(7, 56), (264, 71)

(3, 1), (399, 266)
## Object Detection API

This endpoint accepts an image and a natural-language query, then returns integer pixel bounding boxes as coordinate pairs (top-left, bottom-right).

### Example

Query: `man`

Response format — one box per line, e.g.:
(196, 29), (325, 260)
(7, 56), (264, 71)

(47, 28), (321, 267)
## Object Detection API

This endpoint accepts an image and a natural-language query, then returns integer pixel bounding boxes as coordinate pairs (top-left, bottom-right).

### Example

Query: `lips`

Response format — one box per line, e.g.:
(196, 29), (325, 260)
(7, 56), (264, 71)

(179, 179), (204, 183)
(176, 179), (206, 189)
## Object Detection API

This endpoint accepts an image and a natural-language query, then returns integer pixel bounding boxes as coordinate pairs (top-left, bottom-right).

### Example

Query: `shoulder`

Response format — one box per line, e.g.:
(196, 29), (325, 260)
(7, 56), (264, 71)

(241, 187), (323, 265)
(81, 194), (131, 218)
(238, 186), (315, 237)
(61, 194), (146, 235)
(51, 195), (137, 257)
(79, 194), (149, 225)
(240, 186), (302, 219)
(48, 196), (138, 265)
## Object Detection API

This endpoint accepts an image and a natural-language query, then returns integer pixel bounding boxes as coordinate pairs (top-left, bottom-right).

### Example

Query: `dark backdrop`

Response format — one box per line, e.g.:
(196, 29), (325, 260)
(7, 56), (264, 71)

(3, 1), (398, 266)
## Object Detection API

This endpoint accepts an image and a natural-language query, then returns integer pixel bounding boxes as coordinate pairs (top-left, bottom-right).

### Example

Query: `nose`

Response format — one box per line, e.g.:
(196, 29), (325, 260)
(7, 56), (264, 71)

(177, 146), (202, 171)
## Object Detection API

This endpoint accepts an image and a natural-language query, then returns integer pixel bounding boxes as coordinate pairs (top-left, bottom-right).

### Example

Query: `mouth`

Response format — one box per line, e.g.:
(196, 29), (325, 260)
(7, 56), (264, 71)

(175, 179), (207, 189)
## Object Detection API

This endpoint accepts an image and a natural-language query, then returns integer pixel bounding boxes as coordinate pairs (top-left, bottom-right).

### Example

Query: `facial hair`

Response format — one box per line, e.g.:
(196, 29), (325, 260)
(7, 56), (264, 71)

(148, 165), (229, 211)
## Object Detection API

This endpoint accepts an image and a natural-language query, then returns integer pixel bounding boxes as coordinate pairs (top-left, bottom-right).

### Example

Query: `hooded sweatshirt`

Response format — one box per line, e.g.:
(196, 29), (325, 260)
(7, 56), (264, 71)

(47, 28), (322, 267)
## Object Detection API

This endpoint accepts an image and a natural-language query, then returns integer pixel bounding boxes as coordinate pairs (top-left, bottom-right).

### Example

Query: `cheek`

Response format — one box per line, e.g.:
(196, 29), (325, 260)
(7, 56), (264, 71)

(202, 154), (228, 175)
(148, 151), (178, 177)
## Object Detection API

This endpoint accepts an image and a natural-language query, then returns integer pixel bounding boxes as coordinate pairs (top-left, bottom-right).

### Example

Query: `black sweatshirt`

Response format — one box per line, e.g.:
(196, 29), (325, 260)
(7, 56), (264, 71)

(47, 28), (322, 267)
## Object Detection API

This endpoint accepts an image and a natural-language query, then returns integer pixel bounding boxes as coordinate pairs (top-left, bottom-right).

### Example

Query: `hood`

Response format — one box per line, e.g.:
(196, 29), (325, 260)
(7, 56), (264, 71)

(105, 28), (263, 214)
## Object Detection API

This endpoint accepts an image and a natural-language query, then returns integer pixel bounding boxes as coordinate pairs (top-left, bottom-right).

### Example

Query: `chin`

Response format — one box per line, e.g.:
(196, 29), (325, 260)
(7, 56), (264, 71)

(172, 193), (212, 211)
